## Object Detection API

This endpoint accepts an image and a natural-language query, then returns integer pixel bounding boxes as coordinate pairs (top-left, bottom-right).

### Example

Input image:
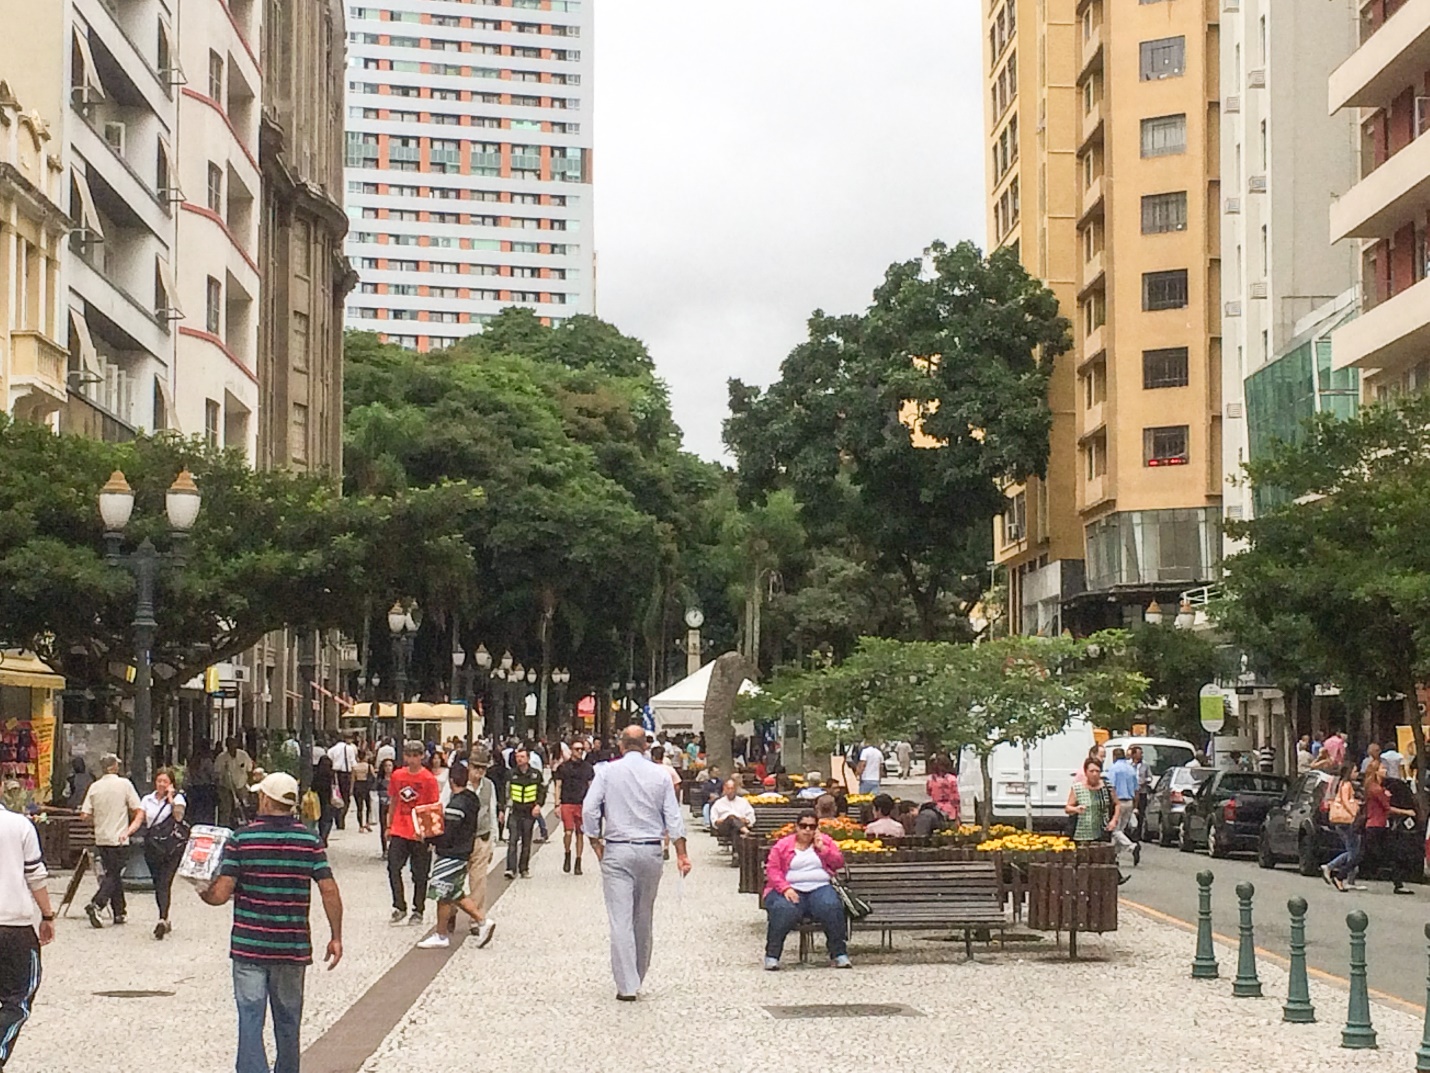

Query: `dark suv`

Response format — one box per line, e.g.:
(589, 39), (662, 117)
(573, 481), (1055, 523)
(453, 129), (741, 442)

(1258, 770), (1342, 875)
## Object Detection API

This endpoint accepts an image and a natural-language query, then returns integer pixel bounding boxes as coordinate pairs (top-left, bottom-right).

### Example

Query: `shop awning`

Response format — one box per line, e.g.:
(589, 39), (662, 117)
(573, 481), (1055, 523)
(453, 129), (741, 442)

(71, 166), (104, 242)
(0, 651), (65, 690)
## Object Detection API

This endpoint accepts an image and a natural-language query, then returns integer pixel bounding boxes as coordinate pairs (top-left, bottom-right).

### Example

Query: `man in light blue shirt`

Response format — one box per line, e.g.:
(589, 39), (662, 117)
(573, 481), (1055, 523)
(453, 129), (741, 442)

(583, 726), (691, 1002)
(1106, 748), (1140, 868)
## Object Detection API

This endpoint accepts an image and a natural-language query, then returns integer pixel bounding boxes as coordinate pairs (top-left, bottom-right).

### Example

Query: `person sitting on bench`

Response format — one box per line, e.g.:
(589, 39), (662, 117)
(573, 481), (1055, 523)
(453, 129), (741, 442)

(709, 779), (756, 843)
(762, 808), (850, 970)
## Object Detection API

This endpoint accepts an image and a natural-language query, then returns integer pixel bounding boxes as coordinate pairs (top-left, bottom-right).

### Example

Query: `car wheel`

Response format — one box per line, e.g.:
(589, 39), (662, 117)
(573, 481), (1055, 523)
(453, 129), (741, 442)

(1179, 817), (1195, 853)
(1296, 834), (1320, 877)
(1257, 830), (1277, 870)
(1208, 822), (1229, 858)
(1159, 814), (1176, 848)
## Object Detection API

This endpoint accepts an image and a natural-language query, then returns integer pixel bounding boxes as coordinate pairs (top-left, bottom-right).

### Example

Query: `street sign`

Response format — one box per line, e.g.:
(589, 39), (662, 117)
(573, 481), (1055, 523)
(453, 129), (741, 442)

(1199, 684), (1226, 733)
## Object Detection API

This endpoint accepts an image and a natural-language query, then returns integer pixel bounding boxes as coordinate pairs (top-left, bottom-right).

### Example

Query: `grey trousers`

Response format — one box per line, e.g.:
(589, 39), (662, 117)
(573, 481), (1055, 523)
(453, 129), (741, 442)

(600, 842), (664, 997)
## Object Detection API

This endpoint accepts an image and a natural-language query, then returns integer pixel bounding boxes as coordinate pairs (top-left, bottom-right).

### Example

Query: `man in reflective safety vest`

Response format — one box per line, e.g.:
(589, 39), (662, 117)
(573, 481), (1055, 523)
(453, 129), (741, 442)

(503, 750), (546, 879)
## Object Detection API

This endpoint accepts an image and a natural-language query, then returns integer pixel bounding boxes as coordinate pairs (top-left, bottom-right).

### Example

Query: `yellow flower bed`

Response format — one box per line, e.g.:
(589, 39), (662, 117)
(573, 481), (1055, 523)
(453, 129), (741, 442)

(744, 793), (790, 805)
(975, 833), (1076, 853)
(837, 838), (890, 853)
(846, 793), (875, 805)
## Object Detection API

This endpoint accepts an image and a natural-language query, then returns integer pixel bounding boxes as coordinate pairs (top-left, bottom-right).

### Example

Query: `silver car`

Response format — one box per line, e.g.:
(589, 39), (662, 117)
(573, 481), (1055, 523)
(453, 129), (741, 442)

(1145, 766), (1214, 846)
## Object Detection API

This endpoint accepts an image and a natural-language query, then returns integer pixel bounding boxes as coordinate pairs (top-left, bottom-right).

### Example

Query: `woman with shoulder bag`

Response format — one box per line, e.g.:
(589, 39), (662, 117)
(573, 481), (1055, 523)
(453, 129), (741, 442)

(140, 768), (187, 940)
(1324, 763), (1364, 892)
(761, 808), (851, 970)
(352, 749), (374, 832)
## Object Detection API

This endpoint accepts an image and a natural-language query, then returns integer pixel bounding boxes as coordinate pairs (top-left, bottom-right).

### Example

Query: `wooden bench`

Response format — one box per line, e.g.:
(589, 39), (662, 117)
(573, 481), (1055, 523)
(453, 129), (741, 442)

(714, 804), (805, 848)
(844, 859), (1007, 959)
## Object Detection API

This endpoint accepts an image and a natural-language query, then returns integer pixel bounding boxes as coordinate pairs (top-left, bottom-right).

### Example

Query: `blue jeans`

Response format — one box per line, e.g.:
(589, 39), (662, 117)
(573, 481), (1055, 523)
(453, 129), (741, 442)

(859, 780), (880, 795)
(1327, 825), (1363, 882)
(764, 885), (848, 961)
(702, 802), (713, 828)
(233, 959), (306, 1073)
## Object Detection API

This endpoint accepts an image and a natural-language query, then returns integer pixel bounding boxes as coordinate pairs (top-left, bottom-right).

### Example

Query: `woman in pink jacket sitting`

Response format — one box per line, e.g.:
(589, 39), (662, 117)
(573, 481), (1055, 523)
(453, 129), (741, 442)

(762, 808), (850, 970)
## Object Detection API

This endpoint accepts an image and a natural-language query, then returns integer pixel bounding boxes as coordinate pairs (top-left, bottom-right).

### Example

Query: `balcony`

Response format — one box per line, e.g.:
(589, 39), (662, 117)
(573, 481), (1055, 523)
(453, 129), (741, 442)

(1079, 24), (1103, 79)
(1328, 0), (1430, 111)
(1080, 323), (1108, 367)
(1078, 174), (1106, 225)
(1331, 274), (1430, 377)
(1079, 99), (1105, 152)
(1329, 127), (1430, 241)
(8, 330), (68, 420)
(1080, 400), (1106, 439)
(1078, 249), (1106, 296)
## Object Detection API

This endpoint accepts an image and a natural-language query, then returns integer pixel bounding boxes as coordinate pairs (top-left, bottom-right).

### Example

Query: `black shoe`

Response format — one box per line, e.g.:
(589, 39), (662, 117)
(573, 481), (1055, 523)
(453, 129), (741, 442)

(154, 921), (166, 940)
(1117, 873), (1131, 886)
(564, 850), (572, 873)
(616, 993), (637, 1002)
(503, 870), (515, 880)
(1395, 885), (1415, 895)
(1132, 844), (1142, 867)
(112, 913), (126, 925)
(574, 858), (582, 876)
(85, 903), (103, 929)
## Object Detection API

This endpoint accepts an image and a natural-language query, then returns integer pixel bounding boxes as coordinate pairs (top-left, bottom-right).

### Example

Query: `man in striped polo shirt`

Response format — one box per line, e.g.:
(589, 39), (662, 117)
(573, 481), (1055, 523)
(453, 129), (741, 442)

(202, 772), (343, 1073)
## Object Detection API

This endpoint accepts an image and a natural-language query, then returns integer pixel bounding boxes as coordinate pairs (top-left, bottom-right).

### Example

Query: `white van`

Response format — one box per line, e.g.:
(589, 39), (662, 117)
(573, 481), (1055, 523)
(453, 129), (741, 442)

(956, 722), (1195, 829)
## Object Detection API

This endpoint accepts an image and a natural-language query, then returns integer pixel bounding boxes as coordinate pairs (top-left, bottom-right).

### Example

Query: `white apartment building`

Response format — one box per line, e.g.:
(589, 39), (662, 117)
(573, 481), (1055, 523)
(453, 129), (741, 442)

(1220, 0), (1359, 539)
(66, 0), (182, 440)
(173, 0), (260, 458)
(343, 0), (595, 349)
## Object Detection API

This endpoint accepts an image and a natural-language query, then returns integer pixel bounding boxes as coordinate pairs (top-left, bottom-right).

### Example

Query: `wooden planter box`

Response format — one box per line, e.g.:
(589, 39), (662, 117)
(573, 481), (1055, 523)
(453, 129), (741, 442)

(1026, 861), (1120, 958)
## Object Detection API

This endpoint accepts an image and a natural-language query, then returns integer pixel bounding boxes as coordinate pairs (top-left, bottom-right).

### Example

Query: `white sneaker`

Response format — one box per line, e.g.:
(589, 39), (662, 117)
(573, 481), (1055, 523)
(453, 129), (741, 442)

(473, 919), (496, 948)
(416, 933), (450, 950)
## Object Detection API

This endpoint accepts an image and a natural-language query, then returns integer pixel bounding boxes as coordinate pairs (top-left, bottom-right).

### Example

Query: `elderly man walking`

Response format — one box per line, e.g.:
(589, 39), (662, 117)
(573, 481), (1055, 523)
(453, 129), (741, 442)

(583, 725), (691, 1002)
(80, 753), (142, 928)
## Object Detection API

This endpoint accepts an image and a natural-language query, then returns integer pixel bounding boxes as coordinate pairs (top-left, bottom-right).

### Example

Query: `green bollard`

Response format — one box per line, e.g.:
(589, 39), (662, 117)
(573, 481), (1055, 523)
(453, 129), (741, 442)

(1283, 896), (1315, 1022)
(1416, 924), (1430, 1071)
(1232, 881), (1262, 997)
(1342, 910), (1377, 1049)
(1192, 870), (1219, 979)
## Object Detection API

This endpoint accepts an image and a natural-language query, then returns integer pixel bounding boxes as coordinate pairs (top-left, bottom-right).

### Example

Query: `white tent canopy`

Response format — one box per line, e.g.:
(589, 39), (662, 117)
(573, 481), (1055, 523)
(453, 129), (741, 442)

(647, 660), (758, 735)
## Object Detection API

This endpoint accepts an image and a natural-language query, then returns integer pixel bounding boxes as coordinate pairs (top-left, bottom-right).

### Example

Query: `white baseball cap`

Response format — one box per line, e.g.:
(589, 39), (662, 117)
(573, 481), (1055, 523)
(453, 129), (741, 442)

(256, 771), (300, 807)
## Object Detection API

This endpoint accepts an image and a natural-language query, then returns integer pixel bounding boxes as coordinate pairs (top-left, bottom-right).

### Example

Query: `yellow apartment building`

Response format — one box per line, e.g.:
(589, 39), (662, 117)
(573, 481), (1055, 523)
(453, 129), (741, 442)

(985, 0), (1225, 634)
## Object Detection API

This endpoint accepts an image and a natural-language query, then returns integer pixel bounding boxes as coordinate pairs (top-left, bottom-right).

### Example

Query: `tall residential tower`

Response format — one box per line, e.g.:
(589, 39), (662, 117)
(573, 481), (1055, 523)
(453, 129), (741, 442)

(986, 0), (1226, 634)
(343, 0), (595, 349)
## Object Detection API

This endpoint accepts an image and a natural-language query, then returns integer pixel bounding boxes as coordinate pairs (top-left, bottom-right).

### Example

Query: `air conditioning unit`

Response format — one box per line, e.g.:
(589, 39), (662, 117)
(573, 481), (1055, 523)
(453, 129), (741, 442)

(1226, 505), (1245, 520)
(1224, 95), (1240, 114)
(1417, 96), (1430, 137)
(103, 121), (126, 157)
(1224, 301), (1243, 317)
(1250, 282), (1268, 298)
(233, 665), (252, 683)
(1226, 402), (1245, 419)
(1225, 197), (1241, 214)
(1248, 175), (1267, 193)
(1247, 68), (1267, 88)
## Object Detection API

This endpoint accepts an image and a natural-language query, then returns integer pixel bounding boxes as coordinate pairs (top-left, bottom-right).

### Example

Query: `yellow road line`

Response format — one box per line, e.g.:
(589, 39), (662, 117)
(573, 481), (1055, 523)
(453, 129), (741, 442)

(1120, 897), (1425, 1018)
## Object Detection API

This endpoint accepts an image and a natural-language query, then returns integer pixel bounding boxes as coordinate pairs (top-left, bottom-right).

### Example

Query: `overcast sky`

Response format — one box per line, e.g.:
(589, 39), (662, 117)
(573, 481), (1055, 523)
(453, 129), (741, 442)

(593, 1), (986, 461)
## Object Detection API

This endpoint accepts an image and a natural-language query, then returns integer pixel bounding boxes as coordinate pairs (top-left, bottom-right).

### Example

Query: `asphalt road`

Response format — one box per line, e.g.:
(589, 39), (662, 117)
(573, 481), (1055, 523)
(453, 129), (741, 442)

(1120, 837), (1430, 1012)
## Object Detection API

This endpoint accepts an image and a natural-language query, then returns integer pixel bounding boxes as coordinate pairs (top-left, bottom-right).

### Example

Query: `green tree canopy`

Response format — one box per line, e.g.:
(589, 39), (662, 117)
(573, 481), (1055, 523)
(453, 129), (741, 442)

(725, 240), (1071, 640)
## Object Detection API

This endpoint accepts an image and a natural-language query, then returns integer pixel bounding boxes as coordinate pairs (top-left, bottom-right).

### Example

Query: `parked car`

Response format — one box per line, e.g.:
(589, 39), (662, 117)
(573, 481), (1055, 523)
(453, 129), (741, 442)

(1146, 766), (1214, 847)
(1180, 771), (1290, 858)
(1257, 770), (1341, 875)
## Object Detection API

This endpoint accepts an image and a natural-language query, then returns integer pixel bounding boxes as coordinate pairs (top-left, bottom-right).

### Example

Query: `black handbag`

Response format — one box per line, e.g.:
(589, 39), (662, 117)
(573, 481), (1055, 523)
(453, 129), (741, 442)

(146, 800), (190, 859)
(832, 874), (872, 919)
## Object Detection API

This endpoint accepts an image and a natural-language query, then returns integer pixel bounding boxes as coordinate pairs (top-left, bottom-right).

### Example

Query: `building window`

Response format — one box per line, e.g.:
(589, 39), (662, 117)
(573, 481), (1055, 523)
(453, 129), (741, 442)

(204, 399), (221, 448)
(1143, 425), (1189, 466)
(1002, 491), (1027, 544)
(205, 276), (222, 334)
(206, 163), (223, 215)
(1143, 347), (1190, 389)
(1142, 270), (1189, 311)
(1141, 192), (1187, 234)
(207, 50), (224, 102)
(1139, 36), (1185, 80)
(290, 403), (309, 465)
(1140, 114), (1187, 157)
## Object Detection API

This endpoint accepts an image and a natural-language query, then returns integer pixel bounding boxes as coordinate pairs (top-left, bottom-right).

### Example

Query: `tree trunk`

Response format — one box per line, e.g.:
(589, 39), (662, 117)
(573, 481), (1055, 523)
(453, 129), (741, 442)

(1406, 685), (1428, 821)
(704, 651), (756, 780)
(979, 751), (994, 839)
(895, 556), (939, 640)
(751, 577), (763, 675)
(537, 589), (555, 740)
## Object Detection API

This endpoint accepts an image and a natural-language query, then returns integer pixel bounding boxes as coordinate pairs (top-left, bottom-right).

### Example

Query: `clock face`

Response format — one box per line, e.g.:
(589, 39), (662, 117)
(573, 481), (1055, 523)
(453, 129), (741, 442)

(684, 608), (704, 629)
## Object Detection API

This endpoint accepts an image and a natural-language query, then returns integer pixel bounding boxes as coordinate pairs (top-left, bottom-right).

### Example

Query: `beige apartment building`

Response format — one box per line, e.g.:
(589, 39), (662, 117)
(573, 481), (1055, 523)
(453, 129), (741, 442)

(1327, 0), (1430, 397)
(986, 0), (1225, 634)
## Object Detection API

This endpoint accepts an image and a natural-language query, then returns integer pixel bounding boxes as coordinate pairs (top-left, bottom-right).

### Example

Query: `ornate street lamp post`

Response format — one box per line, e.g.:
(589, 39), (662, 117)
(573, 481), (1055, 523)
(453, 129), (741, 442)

(98, 469), (201, 790)
(388, 600), (419, 745)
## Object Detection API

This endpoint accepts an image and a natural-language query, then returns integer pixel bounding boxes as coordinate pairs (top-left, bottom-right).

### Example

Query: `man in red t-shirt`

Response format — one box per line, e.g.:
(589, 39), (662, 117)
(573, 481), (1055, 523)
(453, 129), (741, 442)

(387, 741), (440, 925)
